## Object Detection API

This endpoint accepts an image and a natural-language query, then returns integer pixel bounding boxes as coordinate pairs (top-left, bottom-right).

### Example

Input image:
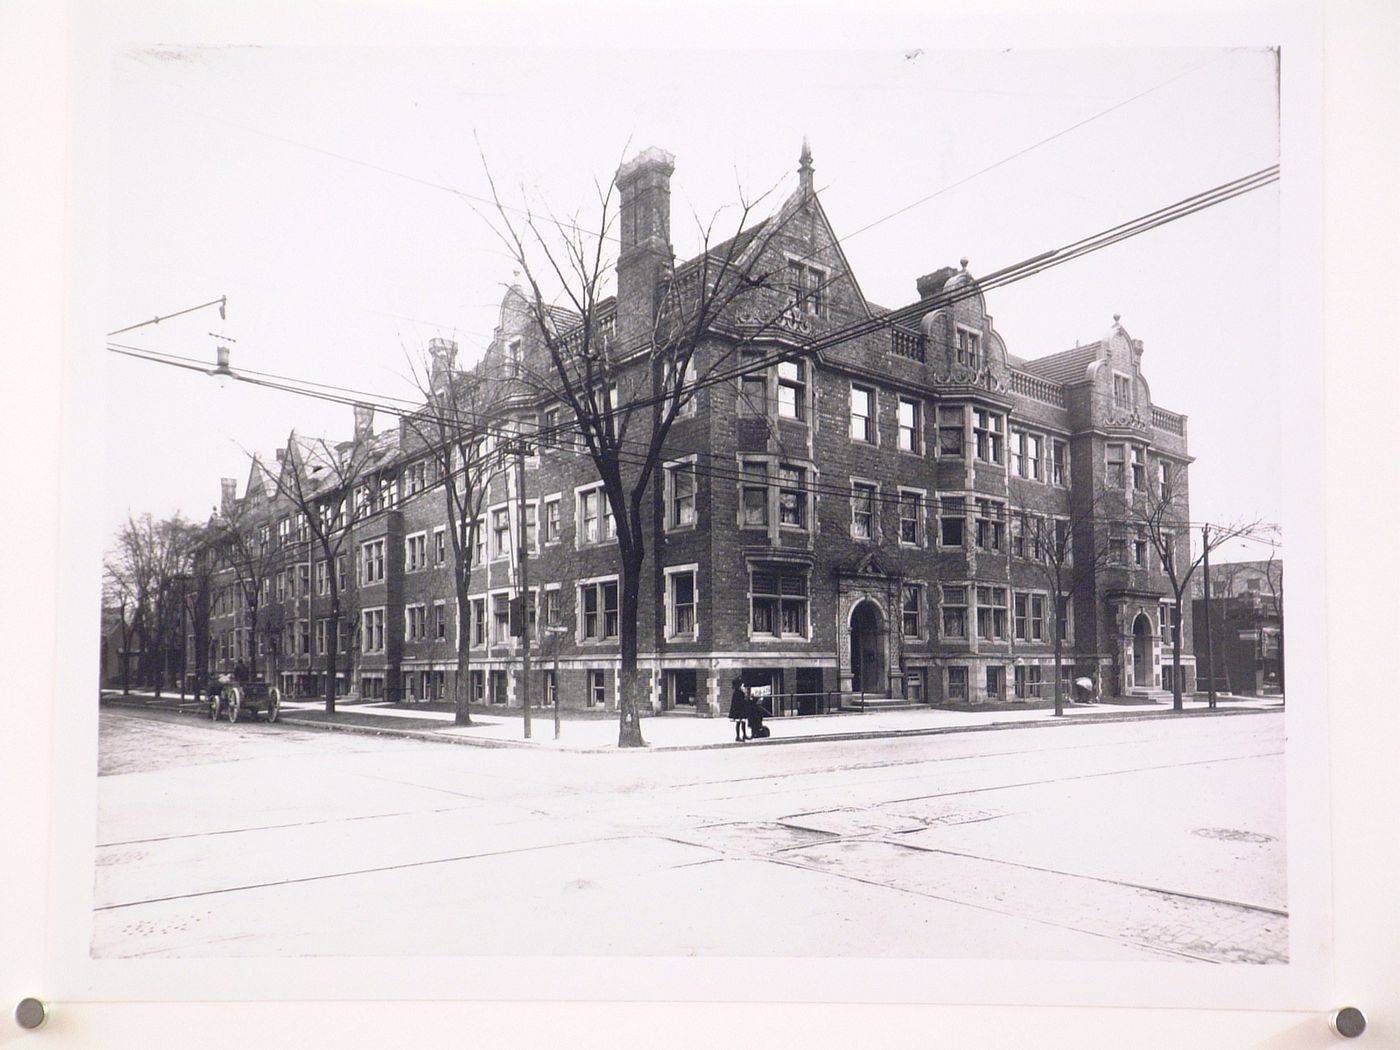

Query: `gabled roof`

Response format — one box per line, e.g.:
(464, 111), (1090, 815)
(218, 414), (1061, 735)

(1021, 342), (1103, 385)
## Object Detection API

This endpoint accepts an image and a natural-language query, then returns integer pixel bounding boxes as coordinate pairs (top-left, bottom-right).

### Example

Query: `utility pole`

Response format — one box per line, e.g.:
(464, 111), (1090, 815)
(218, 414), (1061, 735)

(1202, 523), (1217, 710)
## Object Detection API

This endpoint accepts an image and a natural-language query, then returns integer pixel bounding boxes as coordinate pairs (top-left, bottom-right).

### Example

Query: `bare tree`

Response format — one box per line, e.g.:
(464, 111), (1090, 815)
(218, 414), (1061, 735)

(402, 341), (508, 725)
(1014, 496), (1117, 716)
(102, 513), (198, 694)
(477, 147), (816, 746)
(254, 426), (379, 714)
(1107, 469), (1266, 711)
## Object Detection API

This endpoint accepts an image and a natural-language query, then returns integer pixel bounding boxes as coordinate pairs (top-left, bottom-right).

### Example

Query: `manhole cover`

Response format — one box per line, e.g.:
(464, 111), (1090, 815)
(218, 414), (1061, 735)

(1192, 827), (1275, 844)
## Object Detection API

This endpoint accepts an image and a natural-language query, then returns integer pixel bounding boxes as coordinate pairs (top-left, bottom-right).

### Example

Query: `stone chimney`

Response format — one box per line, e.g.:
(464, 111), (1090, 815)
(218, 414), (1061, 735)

(353, 402), (374, 444)
(220, 478), (237, 515)
(616, 147), (675, 353)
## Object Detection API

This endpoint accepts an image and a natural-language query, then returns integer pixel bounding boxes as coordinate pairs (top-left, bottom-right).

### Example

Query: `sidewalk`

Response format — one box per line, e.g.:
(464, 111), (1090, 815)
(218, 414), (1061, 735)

(102, 689), (1284, 752)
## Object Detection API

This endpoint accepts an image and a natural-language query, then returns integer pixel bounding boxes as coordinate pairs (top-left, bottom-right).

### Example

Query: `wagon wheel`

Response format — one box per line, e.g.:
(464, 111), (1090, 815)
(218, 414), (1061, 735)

(208, 688), (220, 720)
(225, 685), (241, 723)
(265, 687), (281, 723)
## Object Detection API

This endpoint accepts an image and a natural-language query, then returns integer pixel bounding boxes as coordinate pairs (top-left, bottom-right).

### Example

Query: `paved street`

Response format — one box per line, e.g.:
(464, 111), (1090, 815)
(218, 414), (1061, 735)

(93, 707), (1287, 963)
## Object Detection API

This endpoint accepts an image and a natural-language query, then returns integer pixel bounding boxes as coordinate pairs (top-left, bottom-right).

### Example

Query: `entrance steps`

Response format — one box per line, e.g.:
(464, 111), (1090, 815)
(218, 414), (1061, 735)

(1120, 689), (1176, 705)
(837, 693), (924, 712)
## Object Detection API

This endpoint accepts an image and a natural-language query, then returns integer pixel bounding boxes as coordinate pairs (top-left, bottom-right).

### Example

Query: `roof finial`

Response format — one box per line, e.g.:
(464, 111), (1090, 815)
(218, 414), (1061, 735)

(798, 137), (814, 195)
(1113, 312), (1122, 324)
(960, 257), (969, 270)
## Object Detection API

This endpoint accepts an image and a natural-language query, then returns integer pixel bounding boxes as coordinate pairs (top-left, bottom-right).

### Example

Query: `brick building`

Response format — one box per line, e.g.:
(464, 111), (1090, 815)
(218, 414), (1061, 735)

(192, 144), (1196, 713)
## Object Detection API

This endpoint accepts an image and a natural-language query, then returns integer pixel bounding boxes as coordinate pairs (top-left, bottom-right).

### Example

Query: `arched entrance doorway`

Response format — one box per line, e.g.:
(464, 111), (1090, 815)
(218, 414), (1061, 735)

(850, 600), (885, 693)
(1132, 613), (1153, 689)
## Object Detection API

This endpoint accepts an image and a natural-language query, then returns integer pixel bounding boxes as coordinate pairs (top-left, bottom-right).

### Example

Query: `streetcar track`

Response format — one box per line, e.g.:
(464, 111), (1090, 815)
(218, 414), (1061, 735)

(95, 833), (638, 911)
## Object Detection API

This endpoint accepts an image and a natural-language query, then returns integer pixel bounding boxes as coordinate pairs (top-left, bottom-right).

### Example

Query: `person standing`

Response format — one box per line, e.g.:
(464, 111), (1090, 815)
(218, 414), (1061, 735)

(728, 678), (749, 742)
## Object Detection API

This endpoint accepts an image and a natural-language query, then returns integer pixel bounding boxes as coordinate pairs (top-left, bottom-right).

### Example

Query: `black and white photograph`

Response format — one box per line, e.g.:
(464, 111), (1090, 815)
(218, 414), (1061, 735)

(17, 0), (1375, 1027)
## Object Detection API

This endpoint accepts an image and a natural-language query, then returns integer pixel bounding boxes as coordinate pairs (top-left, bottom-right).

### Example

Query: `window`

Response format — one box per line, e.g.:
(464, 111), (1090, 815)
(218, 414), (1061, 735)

(470, 598), (486, 647)
(432, 528), (446, 566)
(738, 353), (767, 416)
(750, 569), (808, 637)
(941, 585), (968, 638)
(976, 586), (1008, 640)
(492, 508), (511, 559)
(579, 579), (620, 641)
(1027, 434), (1042, 480)
(1106, 444), (1126, 488)
(1159, 460), (1173, 499)
(787, 261), (825, 316)
(524, 502), (538, 552)
(940, 496), (966, 547)
(1131, 445), (1146, 490)
(850, 386), (875, 443)
(492, 593), (511, 643)
(902, 584), (923, 638)
(1134, 537), (1148, 567)
(588, 669), (607, 708)
(851, 482), (877, 540)
(938, 405), (965, 457)
(975, 499), (1005, 551)
(469, 670), (484, 704)
(1011, 593), (1046, 641)
(947, 666), (968, 701)
(403, 460), (428, 497)
(778, 465), (807, 528)
(1011, 513), (1026, 558)
(544, 496), (561, 544)
(361, 608), (385, 652)
(1054, 518), (1071, 561)
(667, 461), (696, 529)
(1057, 596), (1072, 643)
(405, 604), (428, 642)
(1051, 440), (1069, 486)
(542, 406), (561, 449)
(973, 409), (1004, 464)
(298, 563), (309, 597)
(405, 532), (427, 572)
(1160, 532), (1175, 575)
(576, 486), (615, 545)
(777, 360), (806, 420)
(360, 539), (385, 584)
(434, 602), (447, 641)
(899, 489), (922, 545)
(1160, 602), (1179, 645)
(740, 460), (769, 527)
(898, 397), (922, 453)
(1109, 534), (1127, 564)
(335, 554), (348, 592)
(666, 567), (697, 638)
(315, 560), (329, 596)
(665, 358), (698, 419)
(543, 586), (562, 629)
(956, 327), (982, 368)
(315, 618), (329, 656)
(472, 517), (486, 566)
(1114, 372), (1133, 407)
(1010, 428), (1025, 477)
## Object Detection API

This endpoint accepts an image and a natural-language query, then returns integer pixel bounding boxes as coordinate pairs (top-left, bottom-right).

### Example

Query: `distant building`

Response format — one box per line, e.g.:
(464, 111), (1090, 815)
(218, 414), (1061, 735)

(1192, 559), (1283, 695)
(185, 144), (1198, 711)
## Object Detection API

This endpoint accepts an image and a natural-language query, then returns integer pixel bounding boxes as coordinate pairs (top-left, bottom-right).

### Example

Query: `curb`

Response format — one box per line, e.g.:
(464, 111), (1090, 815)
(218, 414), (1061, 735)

(102, 694), (1281, 754)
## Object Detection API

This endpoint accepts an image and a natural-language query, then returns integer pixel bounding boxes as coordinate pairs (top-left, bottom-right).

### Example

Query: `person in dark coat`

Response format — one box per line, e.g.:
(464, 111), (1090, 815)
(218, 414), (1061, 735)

(728, 678), (749, 742)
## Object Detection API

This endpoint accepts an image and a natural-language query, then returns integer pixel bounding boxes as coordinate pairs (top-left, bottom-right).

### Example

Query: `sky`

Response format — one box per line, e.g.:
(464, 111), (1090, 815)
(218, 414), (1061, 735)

(101, 43), (1281, 563)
